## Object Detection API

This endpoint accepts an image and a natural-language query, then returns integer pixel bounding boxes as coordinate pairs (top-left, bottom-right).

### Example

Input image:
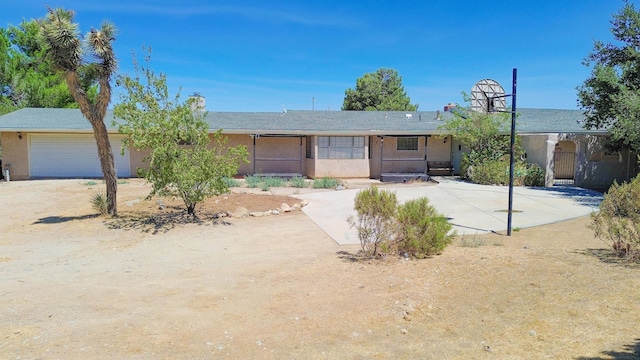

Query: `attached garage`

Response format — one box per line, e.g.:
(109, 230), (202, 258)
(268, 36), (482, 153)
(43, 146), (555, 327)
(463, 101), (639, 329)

(29, 134), (130, 178)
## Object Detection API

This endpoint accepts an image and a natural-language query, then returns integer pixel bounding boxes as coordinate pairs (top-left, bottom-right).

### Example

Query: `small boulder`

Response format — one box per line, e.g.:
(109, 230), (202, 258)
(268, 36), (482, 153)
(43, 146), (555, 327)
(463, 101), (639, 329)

(232, 207), (249, 218)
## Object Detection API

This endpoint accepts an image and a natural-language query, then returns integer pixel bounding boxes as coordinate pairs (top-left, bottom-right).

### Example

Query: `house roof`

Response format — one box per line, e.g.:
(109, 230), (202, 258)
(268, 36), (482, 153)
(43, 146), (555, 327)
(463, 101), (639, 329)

(0, 107), (606, 136)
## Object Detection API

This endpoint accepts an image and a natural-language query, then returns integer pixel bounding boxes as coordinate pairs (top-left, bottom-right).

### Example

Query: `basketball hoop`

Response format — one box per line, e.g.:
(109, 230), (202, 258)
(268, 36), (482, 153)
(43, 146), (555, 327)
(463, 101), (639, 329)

(471, 79), (507, 113)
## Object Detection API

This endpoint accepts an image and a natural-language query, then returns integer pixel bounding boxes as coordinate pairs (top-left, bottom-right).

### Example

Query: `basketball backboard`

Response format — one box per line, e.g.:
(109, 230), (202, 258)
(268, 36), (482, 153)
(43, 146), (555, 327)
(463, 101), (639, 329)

(471, 79), (506, 113)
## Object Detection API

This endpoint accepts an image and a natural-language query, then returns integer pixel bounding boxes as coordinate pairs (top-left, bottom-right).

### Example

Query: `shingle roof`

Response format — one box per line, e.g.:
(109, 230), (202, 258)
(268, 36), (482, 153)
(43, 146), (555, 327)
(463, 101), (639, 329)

(0, 107), (606, 135)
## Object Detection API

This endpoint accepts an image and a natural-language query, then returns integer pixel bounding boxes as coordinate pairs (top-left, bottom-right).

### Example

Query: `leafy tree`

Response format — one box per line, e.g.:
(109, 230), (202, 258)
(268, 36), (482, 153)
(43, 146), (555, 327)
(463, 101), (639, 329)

(0, 20), (79, 113)
(113, 51), (249, 216)
(440, 102), (514, 177)
(578, 1), (640, 154)
(439, 101), (534, 185)
(342, 68), (418, 111)
(40, 7), (119, 216)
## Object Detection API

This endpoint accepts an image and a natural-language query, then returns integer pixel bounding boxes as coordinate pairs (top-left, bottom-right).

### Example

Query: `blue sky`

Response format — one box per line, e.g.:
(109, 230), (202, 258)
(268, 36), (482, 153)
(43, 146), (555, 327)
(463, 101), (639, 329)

(1, 0), (629, 112)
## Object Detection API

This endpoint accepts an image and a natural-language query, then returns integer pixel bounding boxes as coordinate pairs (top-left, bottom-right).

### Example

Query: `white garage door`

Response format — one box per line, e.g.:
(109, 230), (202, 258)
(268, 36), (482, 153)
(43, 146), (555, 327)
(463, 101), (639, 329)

(29, 134), (130, 178)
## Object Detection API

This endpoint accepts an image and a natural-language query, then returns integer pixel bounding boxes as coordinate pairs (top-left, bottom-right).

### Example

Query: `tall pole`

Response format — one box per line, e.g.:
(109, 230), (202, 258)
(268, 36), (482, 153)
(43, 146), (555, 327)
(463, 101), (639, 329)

(507, 68), (518, 236)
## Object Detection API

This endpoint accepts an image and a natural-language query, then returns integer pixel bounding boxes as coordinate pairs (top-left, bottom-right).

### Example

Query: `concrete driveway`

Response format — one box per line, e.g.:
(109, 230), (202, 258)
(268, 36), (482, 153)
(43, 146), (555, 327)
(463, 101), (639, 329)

(294, 178), (603, 245)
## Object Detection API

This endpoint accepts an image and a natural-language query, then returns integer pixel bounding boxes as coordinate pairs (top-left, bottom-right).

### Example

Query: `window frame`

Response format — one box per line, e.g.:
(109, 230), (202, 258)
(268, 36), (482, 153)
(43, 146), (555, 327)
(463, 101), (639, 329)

(396, 137), (419, 151)
(317, 136), (365, 159)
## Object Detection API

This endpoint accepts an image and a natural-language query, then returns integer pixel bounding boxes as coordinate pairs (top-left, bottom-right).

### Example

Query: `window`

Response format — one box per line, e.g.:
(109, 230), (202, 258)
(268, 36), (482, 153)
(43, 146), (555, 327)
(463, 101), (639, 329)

(397, 137), (419, 151)
(317, 136), (365, 159)
(306, 136), (314, 159)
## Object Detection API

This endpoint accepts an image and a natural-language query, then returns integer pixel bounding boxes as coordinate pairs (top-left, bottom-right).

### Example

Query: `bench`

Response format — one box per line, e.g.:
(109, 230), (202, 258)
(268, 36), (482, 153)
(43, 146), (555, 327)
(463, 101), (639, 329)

(427, 161), (454, 176)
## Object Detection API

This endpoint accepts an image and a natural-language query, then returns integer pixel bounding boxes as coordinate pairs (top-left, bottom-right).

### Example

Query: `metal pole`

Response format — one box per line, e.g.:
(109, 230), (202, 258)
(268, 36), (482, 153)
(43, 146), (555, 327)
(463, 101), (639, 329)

(507, 68), (518, 236)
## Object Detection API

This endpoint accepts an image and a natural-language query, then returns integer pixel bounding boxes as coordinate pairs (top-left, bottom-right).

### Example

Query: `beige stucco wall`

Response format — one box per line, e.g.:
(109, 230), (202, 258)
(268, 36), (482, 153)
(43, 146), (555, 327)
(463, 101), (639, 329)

(222, 134), (306, 176)
(305, 135), (370, 178)
(128, 147), (149, 177)
(311, 159), (370, 178)
(96, 133), (307, 178)
(253, 136), (304, 174)
(369, 135), (452, 178)
(573, 134), (637, 190)
(426, 135), (451, 161)
(1, 132), (30, 180)
(520, 133), (639, 190)
(222, 134), (253, 176)
(520, 134), (556, 186)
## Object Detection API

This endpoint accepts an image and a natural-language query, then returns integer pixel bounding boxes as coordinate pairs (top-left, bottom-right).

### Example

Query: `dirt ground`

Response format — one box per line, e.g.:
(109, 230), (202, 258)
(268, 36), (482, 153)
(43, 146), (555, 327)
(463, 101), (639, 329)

(1, 179), (639, 359)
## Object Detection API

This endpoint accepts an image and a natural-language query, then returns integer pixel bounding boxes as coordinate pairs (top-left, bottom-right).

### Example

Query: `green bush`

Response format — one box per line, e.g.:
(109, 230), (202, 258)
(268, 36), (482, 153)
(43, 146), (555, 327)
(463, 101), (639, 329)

(222, 177), (240, 188)
(471, 159), (510, 185)
(288, 176), (307, 188)
(396, 197), (453, 258)
(348, 187), (453, 259)
(313, 176), (339, 189)
(590, 176), (640, 261)
(262, 176), (285, 188)
(348, 186), (398, 258)
(91, 191), (108, 216)
(244, 175), (262, 188)
(523, 164), (545, 186)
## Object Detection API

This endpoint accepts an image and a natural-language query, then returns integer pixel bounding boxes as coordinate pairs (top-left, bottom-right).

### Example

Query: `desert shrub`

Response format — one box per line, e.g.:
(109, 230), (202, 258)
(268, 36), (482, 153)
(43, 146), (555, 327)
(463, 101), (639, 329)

(523, 163), (545, 186)
(590, 176), (640, 261)
(262, 176), (285, 188)
(222, 177), (240, 188)
(348, 187), (453, 259)
(288, 176), (307, 188)
(313, 176), (339, 189)
(471, 159), (510, 185)
(244, 175), (262, 188)
(348, 186), (398, 258)
(459, 234), (487, 248)
(91, 191), (108, 216)
(395, 197), (453, 258)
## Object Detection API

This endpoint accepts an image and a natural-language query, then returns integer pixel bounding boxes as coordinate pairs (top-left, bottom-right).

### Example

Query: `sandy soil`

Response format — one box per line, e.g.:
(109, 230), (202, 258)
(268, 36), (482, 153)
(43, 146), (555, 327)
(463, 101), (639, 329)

(1, 179), (639, 359)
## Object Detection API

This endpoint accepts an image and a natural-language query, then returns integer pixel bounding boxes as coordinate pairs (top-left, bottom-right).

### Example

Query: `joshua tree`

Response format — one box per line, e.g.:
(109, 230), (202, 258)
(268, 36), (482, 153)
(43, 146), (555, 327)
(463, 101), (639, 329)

(40, 7), (119, 215)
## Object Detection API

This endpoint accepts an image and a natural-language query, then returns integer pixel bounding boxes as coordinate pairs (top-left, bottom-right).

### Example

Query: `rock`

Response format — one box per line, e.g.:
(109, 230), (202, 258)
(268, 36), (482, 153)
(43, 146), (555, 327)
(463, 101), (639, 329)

(232, 207), (249, 218)
(529, 330), (536, 336)
(280, 203), (293, 212)
(125, 199), (140, 207)
(271, 209), (280, 215)
(292, 203), (301, 211)
(400, 328), (408, 335)
(335, 184), (344, 191)
(249, 211), (265, 217)
(299, 199), (309, 207)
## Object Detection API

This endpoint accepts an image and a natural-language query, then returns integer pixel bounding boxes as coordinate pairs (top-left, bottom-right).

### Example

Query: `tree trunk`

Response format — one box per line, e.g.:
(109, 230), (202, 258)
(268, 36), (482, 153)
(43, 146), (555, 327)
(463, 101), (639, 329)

(65, 71), (118, 216)
(88, 112), (118, 216)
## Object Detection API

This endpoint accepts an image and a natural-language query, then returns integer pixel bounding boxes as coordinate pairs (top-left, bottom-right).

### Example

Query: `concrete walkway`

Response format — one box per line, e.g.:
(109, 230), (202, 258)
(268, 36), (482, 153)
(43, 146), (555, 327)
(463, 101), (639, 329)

(293, 178), (603, 245)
